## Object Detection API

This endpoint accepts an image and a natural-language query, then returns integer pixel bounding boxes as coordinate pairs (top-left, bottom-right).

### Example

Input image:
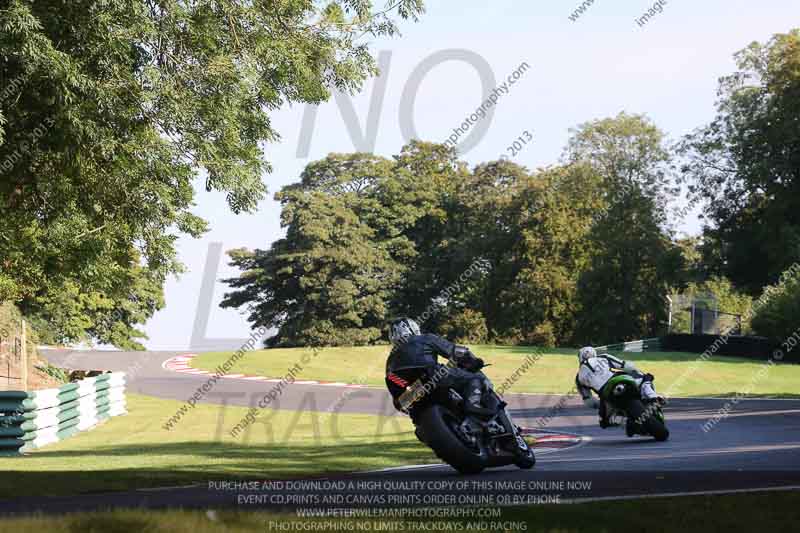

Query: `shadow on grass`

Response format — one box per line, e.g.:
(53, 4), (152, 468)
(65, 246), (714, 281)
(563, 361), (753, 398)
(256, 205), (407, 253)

(688, 392), (800, 399)
(481, 345), (788, 365)
(605, 352), (779, 364)
(477, 345), (577, 356)
(0, 438), (433, 499)
(503, 492), (800, 532)
(4, 490), (800, 532)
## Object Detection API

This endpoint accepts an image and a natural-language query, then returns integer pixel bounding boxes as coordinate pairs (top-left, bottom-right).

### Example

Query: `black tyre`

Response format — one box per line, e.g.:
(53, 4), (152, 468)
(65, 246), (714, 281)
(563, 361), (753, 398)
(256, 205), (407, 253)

(628, 399), (669, 442)
(646, 415), (670, 442)
(418, 404), (487, 475)
(514, 448), (536, 470)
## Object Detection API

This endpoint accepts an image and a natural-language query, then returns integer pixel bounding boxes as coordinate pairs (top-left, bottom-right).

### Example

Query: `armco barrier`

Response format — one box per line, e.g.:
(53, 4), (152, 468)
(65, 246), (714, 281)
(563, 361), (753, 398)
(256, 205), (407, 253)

(597, 337), (662, 354)
(597, 335), (793, 362)
(0, 372), (126, 456)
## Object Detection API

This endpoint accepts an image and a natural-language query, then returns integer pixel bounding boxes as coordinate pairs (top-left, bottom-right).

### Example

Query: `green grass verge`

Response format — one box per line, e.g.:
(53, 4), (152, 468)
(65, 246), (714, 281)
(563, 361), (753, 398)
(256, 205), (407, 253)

(0, 492), (798, 532)
(192, 345), (800, 398)
(0, 394), (428, 499)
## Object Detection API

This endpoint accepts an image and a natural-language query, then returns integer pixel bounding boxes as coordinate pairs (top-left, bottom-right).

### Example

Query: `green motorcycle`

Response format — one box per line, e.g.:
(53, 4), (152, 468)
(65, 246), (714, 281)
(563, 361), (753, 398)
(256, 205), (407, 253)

(601, 373), (669, 441)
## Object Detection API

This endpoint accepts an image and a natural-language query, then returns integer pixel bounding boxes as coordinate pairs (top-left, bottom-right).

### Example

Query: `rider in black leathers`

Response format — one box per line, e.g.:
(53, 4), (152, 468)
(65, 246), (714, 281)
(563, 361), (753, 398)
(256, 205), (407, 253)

(385, 317), (517, 434)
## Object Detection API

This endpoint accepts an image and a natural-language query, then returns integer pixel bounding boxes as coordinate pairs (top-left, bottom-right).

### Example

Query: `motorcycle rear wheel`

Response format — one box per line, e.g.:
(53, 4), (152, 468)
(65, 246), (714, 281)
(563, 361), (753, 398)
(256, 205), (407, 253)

(418, 404), (487, 475)
(628, 399), (670, 442)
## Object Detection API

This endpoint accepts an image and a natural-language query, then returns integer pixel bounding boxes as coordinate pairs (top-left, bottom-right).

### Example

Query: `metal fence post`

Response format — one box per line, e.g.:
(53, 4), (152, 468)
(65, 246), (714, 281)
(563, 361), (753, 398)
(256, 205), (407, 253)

(21, 319), (27, 391)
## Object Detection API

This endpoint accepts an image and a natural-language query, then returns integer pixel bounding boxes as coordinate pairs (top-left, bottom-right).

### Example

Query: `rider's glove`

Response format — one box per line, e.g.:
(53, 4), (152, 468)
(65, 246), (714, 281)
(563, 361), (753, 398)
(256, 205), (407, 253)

(583, 397), (599, 409)
(392, 398), (409, 414)
(463, 357), (485, 372)
(453, 345), (474, 360)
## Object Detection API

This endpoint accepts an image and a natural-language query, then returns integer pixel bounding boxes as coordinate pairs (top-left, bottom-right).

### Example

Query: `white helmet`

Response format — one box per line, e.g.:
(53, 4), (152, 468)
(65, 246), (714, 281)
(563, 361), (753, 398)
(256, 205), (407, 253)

(389, 317), (421, 344)
(578, 346), (597, 363)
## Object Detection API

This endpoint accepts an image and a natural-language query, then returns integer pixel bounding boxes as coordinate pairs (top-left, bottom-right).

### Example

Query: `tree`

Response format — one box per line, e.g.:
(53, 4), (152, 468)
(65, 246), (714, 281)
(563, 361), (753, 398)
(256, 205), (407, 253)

(0, 0), (424, 347)
(675, 236), (706, 285)
(223, 192), (399, 347)
(222, 152), (403, 346)
(225, 113), (689, 348)
(575, 192), (683, 343)
(680, 29), (800, 295)
(224, 134), (684, 348)
(751, 268), (800, 341)
(440, 308), (488, 344)
(483, 163), (603, 345)
(567, 113), (684, 344)
(565, 111), (679, 218)
(380, 141), (471, 322)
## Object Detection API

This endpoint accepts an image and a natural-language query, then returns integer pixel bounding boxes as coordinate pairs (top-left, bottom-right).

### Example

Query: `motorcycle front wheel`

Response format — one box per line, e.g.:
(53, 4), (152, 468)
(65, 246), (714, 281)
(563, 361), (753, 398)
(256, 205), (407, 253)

(514, 447), (536, 469)
(418, 404), (487, 475)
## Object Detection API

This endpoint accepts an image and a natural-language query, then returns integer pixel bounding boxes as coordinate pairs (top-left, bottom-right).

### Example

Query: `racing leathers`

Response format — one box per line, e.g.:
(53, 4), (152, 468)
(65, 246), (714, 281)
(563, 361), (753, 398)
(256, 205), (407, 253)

(385, 334), (522, 442)
(386, 334), (488, 415)
(575, 352), (660, 428)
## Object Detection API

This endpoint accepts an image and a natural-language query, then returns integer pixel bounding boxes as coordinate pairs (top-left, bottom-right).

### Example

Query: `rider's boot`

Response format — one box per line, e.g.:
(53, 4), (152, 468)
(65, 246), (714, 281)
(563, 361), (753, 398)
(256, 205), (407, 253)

(463, 379), (498, 418)
(598, 401), (614, 428)
(493, 404), (532, 459)
(641, 380), (665, 403)
(414, 426), (427, 445)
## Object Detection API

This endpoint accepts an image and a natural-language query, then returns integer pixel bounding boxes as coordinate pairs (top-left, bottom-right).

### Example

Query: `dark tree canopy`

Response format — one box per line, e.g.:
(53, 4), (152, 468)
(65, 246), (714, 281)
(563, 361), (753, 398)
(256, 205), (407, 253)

(565, 113), (684, 344)
(224, 124), (684, 347)
(681, 29), (800, 295)
(0, 0), (424, 347)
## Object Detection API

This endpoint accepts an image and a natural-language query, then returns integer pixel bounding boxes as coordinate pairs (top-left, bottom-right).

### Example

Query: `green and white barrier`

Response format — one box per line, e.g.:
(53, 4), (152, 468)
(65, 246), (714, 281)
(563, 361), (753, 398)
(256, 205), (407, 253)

(598, 337), (663, 353)
(0, 372), (126, 456)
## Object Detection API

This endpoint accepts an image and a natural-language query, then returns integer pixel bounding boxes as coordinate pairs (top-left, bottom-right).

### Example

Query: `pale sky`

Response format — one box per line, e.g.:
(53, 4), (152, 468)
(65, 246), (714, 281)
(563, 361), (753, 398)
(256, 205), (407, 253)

(142, 0), (800, 350)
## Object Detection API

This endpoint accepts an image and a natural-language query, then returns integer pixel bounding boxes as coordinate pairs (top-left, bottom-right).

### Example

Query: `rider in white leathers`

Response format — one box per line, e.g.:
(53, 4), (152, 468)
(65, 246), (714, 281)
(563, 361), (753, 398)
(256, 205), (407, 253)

(575, 346), (663, 428)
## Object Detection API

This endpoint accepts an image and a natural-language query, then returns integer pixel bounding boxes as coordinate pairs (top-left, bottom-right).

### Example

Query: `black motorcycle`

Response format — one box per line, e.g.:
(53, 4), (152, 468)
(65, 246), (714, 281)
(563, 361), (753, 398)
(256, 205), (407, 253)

(387, 361), (535, 474)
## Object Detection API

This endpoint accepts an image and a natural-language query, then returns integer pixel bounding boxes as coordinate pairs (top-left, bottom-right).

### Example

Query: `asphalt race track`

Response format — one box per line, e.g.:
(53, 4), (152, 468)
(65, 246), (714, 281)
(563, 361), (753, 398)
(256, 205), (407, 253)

(2, 349), (798, 514)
